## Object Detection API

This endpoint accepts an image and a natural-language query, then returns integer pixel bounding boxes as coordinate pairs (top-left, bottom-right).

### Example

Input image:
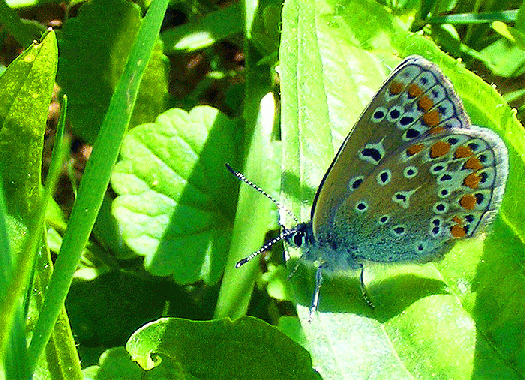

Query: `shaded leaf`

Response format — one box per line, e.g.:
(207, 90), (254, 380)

(111, 106), (241, 284)
(83, 347), (143, 380)
(57, 0), (168, 143)
(126, 317), (320, 379)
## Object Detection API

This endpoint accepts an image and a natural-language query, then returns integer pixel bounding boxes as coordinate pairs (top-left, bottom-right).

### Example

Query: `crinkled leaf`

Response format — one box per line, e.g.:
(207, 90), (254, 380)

(279, 0), (525, 378)
(83, 347), (143, 380)
(126, 317), (320, 379)
(111, 106), (241, 284)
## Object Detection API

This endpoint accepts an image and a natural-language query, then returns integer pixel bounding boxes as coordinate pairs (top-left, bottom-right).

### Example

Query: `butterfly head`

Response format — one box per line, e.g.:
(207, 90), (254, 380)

(284, 222), (314, 248)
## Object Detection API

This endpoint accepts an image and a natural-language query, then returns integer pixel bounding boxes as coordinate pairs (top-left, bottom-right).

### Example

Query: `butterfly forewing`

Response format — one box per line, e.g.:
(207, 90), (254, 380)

(312, 56), (472, 243)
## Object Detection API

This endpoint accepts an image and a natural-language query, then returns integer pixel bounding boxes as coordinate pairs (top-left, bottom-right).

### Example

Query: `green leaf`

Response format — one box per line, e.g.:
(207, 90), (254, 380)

(478, 38), (525, 77)
(111, 106), (241, 284)
(58, 0), (168, 143)
(261, 263), (293, 302)
(0, 30), (57, 313)
(0, 32), (56, 223)
(0, 0), (43, 47)
(161, 2), (244, 52)
(126, 317), (320, 379)
(66, 271), (169, 347)
(278, 315), (308, 349)
(83, 347), (143, 380)
(0, 30), (58, 376)
(279, 0), (525, 378)
(27, 0), (169, 372)
(215, 93), (281, 320)
(93, 194), (136, 260)
(515, 1), (525, 33)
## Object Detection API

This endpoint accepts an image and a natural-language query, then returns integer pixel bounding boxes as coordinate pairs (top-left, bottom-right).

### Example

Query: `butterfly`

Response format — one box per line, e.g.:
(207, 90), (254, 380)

(230, 55), (508, 318)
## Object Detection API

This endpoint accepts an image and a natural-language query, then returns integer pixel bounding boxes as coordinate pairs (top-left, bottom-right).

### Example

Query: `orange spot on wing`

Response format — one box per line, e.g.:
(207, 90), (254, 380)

(422, 109), (440, 127)
(406, 144), (424, 156)
(459, 194), (476, 210)
(450, 224), (466, 238)
(408, 83), (423, 98)
(389, 81), (404, 95)
(454, 146), (473, 158)
(418, 95), (433, 111)
(429, 126), (445, 135)
(452, 216), (463, 224)
(464, 157), (483, 171)
(430, 141), (450, 158)
(463, 173), (480, 189)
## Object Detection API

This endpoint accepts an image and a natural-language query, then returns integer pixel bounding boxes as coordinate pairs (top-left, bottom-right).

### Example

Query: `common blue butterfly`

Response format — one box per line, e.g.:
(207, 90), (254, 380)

(231, 55), (508, 317)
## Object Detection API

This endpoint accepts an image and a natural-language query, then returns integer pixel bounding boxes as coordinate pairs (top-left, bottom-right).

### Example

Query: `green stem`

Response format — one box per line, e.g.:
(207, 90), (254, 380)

(26, 0), (170, 373)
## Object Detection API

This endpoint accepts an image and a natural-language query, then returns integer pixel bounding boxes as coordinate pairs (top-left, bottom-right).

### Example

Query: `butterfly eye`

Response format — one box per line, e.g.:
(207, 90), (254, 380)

(293, 231), (305, 247)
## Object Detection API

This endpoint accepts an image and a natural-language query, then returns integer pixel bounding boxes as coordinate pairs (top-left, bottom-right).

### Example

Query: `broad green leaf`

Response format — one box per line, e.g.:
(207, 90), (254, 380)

(278, 315), (308, 349)
(0, 30), (56, 289)
(111, 106), (241, 284)
(0, 32), (56, 223)
(279, 0), (525, 378)
(478, 39), (525, 78)
(0, 30), (58, 377)
(57, 0), (168, 143)
(83, 347), (143, 380)
(65, 272), (169, 347)
(126, 317), (320, 379)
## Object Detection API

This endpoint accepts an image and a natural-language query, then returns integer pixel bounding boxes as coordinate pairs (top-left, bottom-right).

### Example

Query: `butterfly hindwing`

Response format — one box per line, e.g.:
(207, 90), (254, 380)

(323, 126), (508, 265)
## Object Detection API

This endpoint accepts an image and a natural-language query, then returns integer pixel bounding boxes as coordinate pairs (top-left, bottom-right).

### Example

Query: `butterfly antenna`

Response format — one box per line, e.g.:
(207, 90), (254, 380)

(234, 226), (300, 267)
(225, 163), (298, 223)
(234, 234), (283, 267)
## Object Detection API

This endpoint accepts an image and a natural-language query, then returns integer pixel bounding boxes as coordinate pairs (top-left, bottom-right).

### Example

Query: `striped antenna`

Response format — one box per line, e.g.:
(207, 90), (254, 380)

(225, 163), (298, 266)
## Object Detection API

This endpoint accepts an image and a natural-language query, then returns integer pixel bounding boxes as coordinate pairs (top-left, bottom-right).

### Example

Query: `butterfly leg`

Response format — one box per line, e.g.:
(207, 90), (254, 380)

(359, 264), (375, 309)
(287, 262), (301, 280)
(308, 263), (325, 321)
